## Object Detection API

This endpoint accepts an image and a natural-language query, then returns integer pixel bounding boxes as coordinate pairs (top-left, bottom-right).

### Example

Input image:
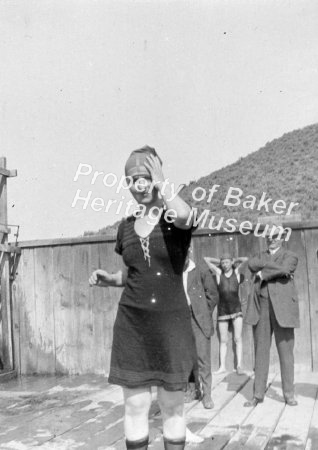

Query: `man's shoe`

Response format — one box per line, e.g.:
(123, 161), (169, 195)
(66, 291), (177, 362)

(244, 397), (263, 407)
(285, 397), (298, 406)
(202, 395), (214, 409)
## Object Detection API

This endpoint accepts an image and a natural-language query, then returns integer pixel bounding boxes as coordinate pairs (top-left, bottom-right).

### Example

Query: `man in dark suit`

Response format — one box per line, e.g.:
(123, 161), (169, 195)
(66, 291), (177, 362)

(244, 227), (299, 407)
(183, 247), (219, 409)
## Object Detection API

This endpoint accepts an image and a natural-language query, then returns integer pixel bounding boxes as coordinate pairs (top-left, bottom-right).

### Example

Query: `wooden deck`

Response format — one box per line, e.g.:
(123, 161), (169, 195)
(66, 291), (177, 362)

(0, 371), (317, 449)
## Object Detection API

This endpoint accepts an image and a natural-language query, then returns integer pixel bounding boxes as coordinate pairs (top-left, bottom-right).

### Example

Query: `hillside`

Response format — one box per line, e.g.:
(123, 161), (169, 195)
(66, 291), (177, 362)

(85, 123), (318, 235)
(180, 123), (318, 224)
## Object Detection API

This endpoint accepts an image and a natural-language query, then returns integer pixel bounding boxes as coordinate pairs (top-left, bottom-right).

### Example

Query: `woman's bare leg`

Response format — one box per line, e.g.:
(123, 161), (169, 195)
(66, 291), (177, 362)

(157, 387), (186, 440)
(123, 386), (152, 443)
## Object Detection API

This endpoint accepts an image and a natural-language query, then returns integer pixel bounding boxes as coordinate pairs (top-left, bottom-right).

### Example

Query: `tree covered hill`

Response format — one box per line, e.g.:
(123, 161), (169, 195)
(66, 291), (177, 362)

(180, 123), (318, 224)
(84, 123), (318, 236)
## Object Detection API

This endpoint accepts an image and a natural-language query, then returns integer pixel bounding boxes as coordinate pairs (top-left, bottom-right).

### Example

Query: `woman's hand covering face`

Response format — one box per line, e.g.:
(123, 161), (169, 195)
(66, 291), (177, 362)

(144, 154), (165, 190)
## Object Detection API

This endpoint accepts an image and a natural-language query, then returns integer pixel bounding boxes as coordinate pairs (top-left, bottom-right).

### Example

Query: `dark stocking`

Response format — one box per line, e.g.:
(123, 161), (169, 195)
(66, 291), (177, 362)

(126, 435), (148, 450)
(163, 437), (186, 450)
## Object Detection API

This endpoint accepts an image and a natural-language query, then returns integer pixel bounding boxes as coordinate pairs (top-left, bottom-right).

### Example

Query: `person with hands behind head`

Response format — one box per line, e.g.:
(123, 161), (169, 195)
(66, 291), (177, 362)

(89, 146), (196, 450)
(244, 227), (299, 408)
(204, 254), (248, 376)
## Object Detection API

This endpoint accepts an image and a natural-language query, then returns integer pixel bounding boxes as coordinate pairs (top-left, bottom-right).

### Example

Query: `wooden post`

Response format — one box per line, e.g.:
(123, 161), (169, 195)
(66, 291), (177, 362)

(0, 157), (17, 373)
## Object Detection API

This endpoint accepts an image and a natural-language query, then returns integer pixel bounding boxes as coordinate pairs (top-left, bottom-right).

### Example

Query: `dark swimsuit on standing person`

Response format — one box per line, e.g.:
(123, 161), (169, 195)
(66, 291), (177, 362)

(217, 271), (243, 321)
(108, 214), (197, 390)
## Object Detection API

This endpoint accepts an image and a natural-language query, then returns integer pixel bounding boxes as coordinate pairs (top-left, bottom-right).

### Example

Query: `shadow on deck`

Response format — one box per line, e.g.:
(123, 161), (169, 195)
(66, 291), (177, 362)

(0, 371), (317, 449)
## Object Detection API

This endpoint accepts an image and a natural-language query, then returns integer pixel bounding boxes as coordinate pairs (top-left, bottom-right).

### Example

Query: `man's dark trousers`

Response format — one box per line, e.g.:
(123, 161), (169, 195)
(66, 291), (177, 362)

(253, 292), (295, 401)
(186, 264), (218, 399)
(190, 308), (212, 396)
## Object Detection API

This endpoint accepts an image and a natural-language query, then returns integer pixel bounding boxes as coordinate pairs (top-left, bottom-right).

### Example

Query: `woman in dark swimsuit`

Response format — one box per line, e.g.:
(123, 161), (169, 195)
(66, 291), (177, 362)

(89, 146), (196, 450)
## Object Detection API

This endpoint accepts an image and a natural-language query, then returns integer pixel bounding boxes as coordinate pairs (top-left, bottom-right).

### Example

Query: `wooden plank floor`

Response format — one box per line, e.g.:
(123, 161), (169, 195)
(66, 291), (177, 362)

(0, 371), (317, 449)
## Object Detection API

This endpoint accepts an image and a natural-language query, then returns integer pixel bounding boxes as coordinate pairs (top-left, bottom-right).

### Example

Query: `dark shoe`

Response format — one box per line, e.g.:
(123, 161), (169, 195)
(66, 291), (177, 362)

(285, 397), (298, 406)
(244, 397), (263, 407)
(202, 395), (214, 409)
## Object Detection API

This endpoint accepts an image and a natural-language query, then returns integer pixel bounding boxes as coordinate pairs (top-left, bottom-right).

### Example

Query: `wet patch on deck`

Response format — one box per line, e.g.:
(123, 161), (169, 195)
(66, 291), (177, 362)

(0, 372), (317, 449)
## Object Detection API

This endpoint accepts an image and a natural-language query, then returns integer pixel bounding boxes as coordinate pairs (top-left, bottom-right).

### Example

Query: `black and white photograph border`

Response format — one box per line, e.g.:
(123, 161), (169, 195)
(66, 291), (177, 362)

(1, 1), (318, 449)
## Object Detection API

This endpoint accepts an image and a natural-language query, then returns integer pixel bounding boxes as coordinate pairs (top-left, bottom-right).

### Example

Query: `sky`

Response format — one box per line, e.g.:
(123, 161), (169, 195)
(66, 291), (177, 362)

(1, 0), (318, 241)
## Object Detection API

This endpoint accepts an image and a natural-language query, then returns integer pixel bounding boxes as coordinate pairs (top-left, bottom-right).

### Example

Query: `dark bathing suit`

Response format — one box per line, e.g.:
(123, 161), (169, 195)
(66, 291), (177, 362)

(108, 214), (197, 391)
(217, 271), (243, 321)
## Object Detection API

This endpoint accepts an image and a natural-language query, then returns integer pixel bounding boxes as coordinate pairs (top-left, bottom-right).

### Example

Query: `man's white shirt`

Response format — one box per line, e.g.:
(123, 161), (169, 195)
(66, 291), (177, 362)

(183, 259), (196, 306)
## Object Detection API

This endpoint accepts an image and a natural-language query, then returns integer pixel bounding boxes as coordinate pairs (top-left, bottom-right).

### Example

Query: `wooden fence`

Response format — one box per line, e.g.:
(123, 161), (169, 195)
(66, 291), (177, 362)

(12, 222), (318, 376)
